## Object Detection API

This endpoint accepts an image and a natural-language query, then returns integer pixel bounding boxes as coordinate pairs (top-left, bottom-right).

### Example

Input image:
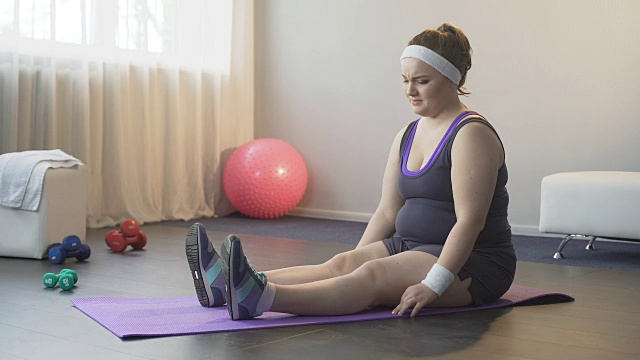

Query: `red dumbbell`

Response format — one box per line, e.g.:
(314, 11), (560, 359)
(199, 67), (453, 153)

(105, 220), (147, 252)
(104, 220), (139, 244)
(120, 219), (140, 237)
(120, 220), (146, 250)
(105, 230), (147, 252)
(105, 230), (118, 246)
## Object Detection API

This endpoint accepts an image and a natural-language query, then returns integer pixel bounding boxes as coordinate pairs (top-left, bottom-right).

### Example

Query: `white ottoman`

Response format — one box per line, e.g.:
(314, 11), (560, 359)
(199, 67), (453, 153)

(0, 165), (87, 259)
(539, 171), (640, 259)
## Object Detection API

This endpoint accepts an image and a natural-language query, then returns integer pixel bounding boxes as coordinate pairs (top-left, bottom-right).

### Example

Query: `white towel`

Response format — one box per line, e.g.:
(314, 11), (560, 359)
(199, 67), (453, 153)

(0, 149), (84, 211)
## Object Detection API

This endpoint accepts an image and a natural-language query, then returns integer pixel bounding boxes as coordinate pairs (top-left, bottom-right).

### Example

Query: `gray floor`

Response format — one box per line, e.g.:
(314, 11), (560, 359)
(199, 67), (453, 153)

(163, 214), (640, 272)
(1, 224), (639, 360)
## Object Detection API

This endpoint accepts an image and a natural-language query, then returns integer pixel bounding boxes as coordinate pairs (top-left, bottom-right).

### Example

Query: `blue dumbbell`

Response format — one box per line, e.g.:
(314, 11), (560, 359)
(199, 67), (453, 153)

(48, 235), (91, 264)
(47, 235), (81, 263)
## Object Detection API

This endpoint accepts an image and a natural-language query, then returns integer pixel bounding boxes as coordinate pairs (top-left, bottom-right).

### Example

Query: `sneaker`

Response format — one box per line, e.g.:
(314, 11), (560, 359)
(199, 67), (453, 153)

(221, 234), (267, 320)
(185, 223), (226, 307)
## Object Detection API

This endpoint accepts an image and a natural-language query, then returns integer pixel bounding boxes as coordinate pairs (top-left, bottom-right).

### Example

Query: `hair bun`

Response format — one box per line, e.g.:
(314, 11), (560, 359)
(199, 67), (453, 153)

(438, 23), (459, 35)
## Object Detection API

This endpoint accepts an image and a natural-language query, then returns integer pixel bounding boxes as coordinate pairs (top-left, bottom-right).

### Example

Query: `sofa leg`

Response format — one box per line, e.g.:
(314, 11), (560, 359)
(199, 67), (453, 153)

(553, 235), (573, 259)
(585, 236), (597, 250)
(554, 234), (590, 259)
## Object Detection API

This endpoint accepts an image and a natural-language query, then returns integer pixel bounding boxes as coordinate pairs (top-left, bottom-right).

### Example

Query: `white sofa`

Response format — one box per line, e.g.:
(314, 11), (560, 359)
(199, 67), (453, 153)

(539, 171), (640, 259)
(0, 165), (87, 259)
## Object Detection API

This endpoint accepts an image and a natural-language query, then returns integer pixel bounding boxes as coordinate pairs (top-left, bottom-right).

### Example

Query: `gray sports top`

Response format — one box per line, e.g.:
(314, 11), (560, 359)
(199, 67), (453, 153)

(395, 111), (512, 249)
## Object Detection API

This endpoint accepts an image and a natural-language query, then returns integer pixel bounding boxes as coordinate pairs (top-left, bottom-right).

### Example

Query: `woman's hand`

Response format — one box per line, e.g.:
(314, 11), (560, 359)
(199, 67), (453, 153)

(392, 283), (438, 317)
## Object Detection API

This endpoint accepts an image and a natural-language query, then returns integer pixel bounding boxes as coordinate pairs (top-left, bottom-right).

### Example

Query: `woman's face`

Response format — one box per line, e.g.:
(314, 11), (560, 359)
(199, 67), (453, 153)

(401, 57), (457, 118)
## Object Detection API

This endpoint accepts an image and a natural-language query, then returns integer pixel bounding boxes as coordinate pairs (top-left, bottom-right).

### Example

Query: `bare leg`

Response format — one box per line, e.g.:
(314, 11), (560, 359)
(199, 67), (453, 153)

(269, 251), (473, 316)
(264, 241), (390, 285)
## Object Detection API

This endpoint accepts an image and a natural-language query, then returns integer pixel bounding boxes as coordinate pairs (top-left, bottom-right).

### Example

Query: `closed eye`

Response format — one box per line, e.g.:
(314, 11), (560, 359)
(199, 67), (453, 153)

(402, 79), (429, 85)
(402, 76), (430, 84)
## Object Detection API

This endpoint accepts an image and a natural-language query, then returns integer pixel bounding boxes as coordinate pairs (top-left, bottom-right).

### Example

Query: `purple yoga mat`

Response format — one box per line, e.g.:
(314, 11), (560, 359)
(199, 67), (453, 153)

(72, 284), (573, 338)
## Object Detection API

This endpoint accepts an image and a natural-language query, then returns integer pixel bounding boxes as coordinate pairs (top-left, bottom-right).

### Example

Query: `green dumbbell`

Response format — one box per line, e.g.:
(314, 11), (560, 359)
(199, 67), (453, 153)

(43, 269), (77, 291)
(60, 269), (78, 284)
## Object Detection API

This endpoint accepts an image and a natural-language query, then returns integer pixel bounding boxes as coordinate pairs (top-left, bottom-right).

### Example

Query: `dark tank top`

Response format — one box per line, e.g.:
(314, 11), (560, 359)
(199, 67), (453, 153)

(395, 111), (512, 249)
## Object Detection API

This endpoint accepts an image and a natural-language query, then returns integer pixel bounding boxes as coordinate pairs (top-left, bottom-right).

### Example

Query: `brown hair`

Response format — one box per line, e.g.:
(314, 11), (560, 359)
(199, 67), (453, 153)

(408, 23), (472, 96)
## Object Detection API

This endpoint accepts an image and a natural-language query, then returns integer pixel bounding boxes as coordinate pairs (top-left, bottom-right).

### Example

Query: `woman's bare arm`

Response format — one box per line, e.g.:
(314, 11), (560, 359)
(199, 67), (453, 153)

(437, 122), (504, 273)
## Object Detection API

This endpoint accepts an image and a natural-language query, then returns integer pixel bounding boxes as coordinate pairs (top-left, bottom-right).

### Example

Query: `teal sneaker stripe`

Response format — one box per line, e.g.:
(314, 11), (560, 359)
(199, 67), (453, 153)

(206, 261), (222, 286)
(237, 276), (256, 303)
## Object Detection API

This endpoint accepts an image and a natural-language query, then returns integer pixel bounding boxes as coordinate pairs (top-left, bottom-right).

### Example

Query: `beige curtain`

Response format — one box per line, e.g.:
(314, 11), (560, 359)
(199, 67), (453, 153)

(0, 0), (254, 228)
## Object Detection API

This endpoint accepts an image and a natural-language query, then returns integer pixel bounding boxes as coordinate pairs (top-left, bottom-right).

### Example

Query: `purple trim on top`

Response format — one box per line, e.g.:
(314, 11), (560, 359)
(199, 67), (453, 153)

(402, 111), (479, 176)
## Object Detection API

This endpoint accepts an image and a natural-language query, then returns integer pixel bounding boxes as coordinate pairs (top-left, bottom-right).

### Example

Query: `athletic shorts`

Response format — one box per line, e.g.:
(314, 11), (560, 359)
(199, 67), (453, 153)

(382, 236), (516, 305)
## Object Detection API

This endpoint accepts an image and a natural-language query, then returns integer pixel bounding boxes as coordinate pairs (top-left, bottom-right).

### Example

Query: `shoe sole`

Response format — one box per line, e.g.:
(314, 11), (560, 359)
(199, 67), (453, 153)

(222, 234), (239, 320)
(185, 224), (214, 307)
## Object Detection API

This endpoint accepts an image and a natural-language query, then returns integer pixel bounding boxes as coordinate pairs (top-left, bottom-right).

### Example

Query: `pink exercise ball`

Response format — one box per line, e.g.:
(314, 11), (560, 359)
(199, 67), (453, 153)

(223, 138), (308, 219)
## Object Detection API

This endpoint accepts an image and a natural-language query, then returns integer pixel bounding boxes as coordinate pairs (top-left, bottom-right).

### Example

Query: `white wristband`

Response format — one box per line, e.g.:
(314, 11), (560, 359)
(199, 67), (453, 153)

(421, 263), (454, 297)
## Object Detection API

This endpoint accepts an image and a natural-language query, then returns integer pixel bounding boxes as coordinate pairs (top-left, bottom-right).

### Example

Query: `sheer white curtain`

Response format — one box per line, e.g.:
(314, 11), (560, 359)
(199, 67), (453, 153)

(0, 0), (254, 227)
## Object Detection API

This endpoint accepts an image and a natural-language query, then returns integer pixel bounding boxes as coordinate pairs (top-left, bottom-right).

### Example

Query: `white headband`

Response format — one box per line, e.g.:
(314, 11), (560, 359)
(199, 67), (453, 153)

(400, 45), (462, 85)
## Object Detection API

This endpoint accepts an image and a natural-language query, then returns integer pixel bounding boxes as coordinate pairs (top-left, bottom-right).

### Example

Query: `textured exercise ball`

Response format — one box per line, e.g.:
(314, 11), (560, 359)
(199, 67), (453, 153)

(223, 138), (308, 219)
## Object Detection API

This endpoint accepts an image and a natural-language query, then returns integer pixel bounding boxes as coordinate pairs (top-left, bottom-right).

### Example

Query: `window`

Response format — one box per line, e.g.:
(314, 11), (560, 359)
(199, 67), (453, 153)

(0, 0), (232, 70)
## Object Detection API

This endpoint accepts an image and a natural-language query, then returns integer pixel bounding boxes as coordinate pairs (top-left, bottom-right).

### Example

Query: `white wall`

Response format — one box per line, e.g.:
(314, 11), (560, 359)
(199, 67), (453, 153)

(255, 0), (640, 235)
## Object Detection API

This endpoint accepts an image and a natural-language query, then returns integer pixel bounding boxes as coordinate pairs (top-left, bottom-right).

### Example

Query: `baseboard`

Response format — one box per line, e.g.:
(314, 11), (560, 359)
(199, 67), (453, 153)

(289, 207), (371, 223)
(510, 224), (563, 238)
(290, 207), (567, 239)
